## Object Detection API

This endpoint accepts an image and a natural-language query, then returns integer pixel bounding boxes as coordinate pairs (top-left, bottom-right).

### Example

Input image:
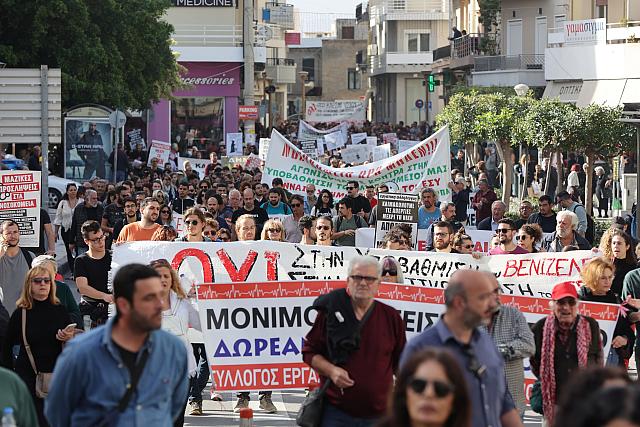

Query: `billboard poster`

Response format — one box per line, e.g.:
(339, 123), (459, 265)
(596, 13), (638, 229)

(0, 171), (41, 248)
(64, 119), (113, 180)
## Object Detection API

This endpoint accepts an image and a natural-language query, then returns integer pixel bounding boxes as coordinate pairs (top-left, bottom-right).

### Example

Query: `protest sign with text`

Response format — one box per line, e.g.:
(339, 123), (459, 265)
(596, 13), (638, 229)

(374, 193), (419, 249)
(340, 145), (371, 164)
(147, 140), (172, 166)
(350, 132), (367, 145)
(0, 171), (41, 248)
(305, 101), (366, 123)
(113, 241), (596, 298)
(297, 121), (348, 144)
(226, 133), (243, 157)
(194, 279), (616, 391)
(262, 126), (452, 201)
(372, 144), (391, 161)
(178, 156), (208, 178)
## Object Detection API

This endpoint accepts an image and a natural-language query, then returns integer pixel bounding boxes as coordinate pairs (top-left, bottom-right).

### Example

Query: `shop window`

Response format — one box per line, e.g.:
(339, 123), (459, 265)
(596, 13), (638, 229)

(302, 58), (315, 81)
(171, 97), (224, 153)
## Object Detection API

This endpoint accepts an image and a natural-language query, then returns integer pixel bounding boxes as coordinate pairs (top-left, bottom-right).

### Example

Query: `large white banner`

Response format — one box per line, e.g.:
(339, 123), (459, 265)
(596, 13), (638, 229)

(0, 171), (41, 248)
(263, 126), (452, 201)
(177, 156), (208, 178)
(356, 228), (496, 253)
(195, 279), (617, 391)
(113, 241), (597, 299)
(305, 100), (366, 124)
(297, 121), (348, 144)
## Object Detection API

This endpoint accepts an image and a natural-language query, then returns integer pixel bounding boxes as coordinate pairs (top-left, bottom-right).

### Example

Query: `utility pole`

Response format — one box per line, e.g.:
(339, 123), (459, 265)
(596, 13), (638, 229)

(40, 65), (49, 209)
(243, 0), (255, 144)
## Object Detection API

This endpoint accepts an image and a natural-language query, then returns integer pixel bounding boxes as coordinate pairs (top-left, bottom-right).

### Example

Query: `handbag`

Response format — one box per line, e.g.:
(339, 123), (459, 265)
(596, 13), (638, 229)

(95, 350), (149, 427)
(296, 301), (377, 427)
(21, 309), (53, 399)
(530, 380), (544, 415)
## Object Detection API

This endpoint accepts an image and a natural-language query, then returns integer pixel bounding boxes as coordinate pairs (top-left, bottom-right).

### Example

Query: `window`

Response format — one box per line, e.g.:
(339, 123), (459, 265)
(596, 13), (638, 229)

(302, 58), (315, 81)
(406, 32), (430, 52)
(347, 68), (361, 90)
(341, 26), (355, 39)
(171, 97), (224, 149)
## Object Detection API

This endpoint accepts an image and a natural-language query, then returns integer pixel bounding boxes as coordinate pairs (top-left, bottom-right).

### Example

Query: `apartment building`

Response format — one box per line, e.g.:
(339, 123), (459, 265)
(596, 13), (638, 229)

(367, 0), (450, 124)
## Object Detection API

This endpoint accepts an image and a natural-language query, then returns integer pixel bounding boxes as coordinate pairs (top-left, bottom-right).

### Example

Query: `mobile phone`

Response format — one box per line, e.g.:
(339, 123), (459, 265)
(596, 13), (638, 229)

(64, 323), (77, 331)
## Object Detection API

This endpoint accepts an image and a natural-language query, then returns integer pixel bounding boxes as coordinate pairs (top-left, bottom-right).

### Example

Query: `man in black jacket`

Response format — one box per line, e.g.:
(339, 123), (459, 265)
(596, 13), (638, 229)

(541, 210), (590, 251)
(69, 190), (104, 257)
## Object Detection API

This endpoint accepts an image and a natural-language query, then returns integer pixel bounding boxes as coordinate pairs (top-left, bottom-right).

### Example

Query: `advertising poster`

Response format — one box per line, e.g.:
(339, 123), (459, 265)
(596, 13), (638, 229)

(263, 126), (451, 201)
(64, 119), (112, 180)
(374, 193), (419, 249)
(0, 171), (41, 248)
(147, 140), (172, 166)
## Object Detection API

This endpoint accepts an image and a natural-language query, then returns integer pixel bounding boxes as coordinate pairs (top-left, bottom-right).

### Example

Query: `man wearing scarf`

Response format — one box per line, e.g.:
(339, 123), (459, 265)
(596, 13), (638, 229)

(530, 282), (603, 426)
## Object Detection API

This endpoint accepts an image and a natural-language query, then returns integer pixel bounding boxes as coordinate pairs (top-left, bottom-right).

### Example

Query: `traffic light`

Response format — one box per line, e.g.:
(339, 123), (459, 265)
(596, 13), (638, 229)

(427, 74), (440, 92)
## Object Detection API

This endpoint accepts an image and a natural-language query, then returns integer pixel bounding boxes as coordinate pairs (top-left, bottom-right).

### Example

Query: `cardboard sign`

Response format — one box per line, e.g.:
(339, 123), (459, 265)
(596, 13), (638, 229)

(374, 193), (419, 249)
(147, 140), (172, 166)
(340, 145), (371, 164)
(0, 171), (41, 248)
(372, 144), (391, 161)
(300, 140), (318, 159)
(226, 133), (243, 157)
(178, 156), (208, 178)
(350, 132), (367, 145)
(258, 138), (271, 161)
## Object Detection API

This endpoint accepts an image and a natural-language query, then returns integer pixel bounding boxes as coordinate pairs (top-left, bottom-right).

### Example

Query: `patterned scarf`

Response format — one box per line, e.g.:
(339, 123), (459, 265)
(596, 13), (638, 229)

(540, 314), (591, 425)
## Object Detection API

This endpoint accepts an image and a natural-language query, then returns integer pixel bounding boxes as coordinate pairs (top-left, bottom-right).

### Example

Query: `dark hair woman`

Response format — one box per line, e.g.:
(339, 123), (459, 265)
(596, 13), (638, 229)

(53, 183), (81, 265)
(599, 228), (637, 295)
(310, 189), (337, 218)
(517, 223), (544, 253)
(377, 349), (470, 427)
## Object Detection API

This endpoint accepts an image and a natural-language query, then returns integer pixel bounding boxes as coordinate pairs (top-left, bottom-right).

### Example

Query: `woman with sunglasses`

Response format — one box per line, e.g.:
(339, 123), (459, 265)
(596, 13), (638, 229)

(203, 218), (220, 241)
(149, 259), (206, 424)
(311, 189), (337, 219)
(380, 256), (404, 284)
(452, 232), (474, 254)
(260, 219), (286, 241)
(158, 204), (173, 226)
(1, 266), (74, 427)
(216, 228), (232, 242)
(516, 224), (543, 253)
(377, 349), (470, 427)
(176, 208), (211, 242)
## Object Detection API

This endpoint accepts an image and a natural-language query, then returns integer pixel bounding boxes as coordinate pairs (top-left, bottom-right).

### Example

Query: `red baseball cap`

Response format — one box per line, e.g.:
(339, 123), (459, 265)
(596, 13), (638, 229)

(551, 281), (579, 301)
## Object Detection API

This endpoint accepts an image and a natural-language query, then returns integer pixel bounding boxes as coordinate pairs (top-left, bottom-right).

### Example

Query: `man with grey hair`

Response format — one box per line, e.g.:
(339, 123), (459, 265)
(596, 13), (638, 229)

(69, 189), (104, 256)
(482, 273), (535, 419)
(400, 270), (523, 427)
(418, 187), (440, 229)
(302, 256), (406, 425)
(541, 210), (590, 251)
(0, 220), (36, 314)
(477, 200), (506, 231)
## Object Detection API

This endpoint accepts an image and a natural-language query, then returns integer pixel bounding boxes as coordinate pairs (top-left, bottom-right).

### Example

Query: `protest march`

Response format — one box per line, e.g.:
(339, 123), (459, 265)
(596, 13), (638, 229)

(2, 119), (640, 427)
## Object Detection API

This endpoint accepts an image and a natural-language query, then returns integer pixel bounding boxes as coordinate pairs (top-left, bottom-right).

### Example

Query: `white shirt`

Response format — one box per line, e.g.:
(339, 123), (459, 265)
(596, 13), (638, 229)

(54, 198), (83, 230)
(162, 291), (201, 376)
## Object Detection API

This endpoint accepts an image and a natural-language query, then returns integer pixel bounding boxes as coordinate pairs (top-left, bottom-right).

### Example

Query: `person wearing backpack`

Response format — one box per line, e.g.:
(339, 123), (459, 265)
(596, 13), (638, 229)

(557, 191), (588, 237)
(332, 198), (366, 247)
(0, 220), (36, 315)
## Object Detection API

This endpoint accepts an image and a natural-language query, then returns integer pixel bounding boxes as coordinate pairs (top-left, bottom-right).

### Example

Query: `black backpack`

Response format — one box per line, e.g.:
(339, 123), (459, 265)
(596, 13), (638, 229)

(570, 204), (594, 244)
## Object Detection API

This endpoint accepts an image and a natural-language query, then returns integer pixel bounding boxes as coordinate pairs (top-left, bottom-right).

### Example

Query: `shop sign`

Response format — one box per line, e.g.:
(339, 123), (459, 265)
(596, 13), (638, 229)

(172, 0), (234, 6)
(563, 18), (606, 45)
(180, 76), (236, 86)
(239, 105), (259, 120)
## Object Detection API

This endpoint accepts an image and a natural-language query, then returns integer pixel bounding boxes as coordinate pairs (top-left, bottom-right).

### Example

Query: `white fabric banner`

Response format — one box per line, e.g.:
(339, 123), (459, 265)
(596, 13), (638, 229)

(177, 157), (208, 178)
(193, 279), (617, 391)
(263, 126), (452, 201)
(297, 121), (347, 143)
(147, 140), (171, 167)
(356, 228), (496, 253)
(305, 101), (366, 123)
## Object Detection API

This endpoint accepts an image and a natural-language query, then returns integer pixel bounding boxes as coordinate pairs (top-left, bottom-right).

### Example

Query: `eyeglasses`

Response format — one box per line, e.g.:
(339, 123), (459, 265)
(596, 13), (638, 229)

(186, 220), (200, 226)
(408, 377), (455, 398)
(161, 210), (170, 214)
(434, 232), (449, 238)
(346, 187), (355, 190)
(461, 244), (474, 249)
(516, 235), (529, 241)
(203, 230), (214, 236)
(382, 268), (398, 276)
(291, 203), (302, 208)
(220, 236), (230, 242)
(496, 228), (512, 234)
(88, 235), (106, 243)
(555, 297), (577, 306)
(32, 277), (52, 284)
(349, 275), (378, 284)
(267, 228), (282, 233)
(316, 225), (331, 231)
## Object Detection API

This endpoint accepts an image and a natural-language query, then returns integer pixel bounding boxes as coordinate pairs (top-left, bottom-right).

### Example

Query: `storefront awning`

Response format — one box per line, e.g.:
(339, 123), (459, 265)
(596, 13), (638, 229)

(576, 79), (626, 108)
(542, 80), (583, 103)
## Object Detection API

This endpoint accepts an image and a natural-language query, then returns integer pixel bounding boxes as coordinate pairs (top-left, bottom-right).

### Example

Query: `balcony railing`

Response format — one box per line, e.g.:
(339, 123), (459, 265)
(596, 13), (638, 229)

(172, 24), (242, 47)
(451, 33), (499, 59)
(266, 58), (295, 66)
(433, 44), (451, 61)
(474, 54), (544, 72)
(369, 0), (447, 18)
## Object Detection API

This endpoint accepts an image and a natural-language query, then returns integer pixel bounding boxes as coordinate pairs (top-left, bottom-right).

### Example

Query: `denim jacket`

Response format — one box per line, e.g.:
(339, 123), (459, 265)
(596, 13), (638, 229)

(45, 317), (188, 427)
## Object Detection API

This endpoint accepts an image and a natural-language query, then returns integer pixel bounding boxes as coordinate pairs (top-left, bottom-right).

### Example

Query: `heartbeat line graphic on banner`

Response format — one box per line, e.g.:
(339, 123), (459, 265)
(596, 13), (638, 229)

(198, 281), (340, 300)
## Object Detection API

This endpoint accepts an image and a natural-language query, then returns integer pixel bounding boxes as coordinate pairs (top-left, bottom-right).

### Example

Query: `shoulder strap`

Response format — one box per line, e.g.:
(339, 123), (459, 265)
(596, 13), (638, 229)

(117, 349), (150, 413)
(21, 248), (33, 267)
(21, 309), (39, 375)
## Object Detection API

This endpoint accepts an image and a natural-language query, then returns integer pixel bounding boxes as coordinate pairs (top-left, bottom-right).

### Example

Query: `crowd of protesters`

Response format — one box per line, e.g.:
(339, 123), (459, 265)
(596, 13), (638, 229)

(2, 122), (640, 427)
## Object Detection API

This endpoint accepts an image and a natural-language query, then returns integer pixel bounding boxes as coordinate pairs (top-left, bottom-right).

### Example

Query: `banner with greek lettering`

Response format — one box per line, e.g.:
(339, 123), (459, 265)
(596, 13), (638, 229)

(297, 121), (348, 144)
(0, 171), (41, 248)
(147, 140), (172, 167)
(356, 228), (496, 253)
(112, 241), (597, 298)
(193, 279), (616, 391)
(178, 156), (208, 178)
(262, 126), (452, 201)
(305, 101), (366, 124)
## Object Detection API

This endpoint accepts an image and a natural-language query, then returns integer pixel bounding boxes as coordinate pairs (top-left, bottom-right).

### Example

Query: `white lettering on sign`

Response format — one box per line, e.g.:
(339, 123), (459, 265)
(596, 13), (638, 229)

(174, 0), (234, 6)
(181, 76), (236, 85)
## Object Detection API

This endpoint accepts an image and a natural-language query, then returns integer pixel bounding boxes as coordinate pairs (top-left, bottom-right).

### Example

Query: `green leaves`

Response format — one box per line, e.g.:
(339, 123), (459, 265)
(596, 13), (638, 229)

(0, 0), (179, 110)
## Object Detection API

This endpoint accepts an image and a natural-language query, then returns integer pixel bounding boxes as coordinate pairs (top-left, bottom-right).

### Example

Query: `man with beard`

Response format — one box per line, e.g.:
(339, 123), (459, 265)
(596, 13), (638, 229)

(101, 185), (131, 240)
(116, 197), (162, 242)
(418, 188), (440, 229)
(527, 195), (556, 233)
(541, 210), (590, 252)
(113, 198), (140, 241)
(429, 221), (456, 253)
(400, 270), (522, 427)
(424, 202), (462, 251)
(69, 189), (104, 257)
(0, 220), (35, 314)
(315, 216), (333, 246)
(298, 215), (317, 245)
(489, 219), (529, 255)
(482, 273), (535, 419)
(78, 122), (107, 179)
(45, 264), (188, 426)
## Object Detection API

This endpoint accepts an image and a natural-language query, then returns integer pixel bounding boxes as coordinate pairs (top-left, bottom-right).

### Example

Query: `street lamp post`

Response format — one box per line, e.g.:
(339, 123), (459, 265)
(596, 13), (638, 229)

(298, 71), (308, 120)
(514, 83), (529, 199)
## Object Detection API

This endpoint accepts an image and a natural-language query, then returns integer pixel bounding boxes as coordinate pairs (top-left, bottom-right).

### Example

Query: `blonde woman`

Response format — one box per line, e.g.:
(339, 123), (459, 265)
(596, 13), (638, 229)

(1, 266), (74, 426)
(260, 218), (286, 241)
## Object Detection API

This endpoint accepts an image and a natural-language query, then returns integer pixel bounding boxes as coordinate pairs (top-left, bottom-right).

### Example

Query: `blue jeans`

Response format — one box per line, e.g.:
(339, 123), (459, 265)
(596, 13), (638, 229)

(188, 343), (210, 404)
(321, 403), (378, 427)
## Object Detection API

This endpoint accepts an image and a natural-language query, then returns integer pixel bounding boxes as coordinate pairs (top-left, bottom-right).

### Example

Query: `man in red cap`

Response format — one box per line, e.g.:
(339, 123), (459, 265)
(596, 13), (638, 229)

(530, 281), (603, 425)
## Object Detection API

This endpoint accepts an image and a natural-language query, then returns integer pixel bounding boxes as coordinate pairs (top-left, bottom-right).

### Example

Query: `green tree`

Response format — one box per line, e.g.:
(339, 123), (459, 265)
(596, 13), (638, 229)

(0, 0), (181, 110)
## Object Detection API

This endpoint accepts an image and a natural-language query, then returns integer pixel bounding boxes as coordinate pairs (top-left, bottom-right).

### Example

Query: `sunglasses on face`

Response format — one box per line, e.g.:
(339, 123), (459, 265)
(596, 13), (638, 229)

(203, 230), (214, 236)
(267, 228), (282, 233)
(516, 235), (529, 241)
(316, 225), (331, 231)
(291, 203), (302, 208)
(161, 210), (170, 214)
(382, 268), (398, 276)
(346, 187), (355, 190)
(461, 244), (474, 249)
(496, 228), (512, 234)
(32, 277), (52, 284)
(220, 236), (230, 242)
(408, 377), (455, 398)
(186, 220), (200, 226)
